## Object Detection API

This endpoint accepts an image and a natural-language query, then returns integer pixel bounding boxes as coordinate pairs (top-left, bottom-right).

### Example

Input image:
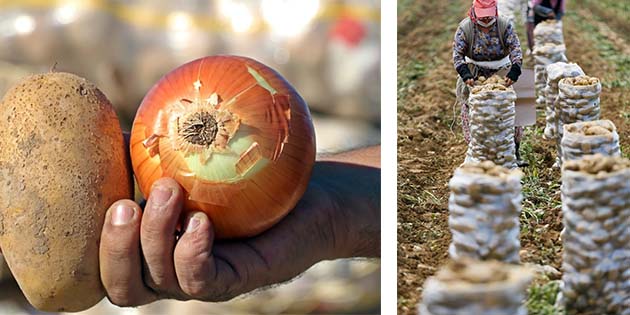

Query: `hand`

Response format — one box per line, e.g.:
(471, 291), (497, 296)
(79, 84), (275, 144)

(465, 78), (475, 87)
(505, 77), (514, 86)
(548, 11), (556, 19)
(99, 147), (380, 307)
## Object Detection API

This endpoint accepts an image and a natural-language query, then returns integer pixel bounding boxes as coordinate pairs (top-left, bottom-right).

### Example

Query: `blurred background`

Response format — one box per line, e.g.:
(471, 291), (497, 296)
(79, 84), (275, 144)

(0, 0), (380, 314)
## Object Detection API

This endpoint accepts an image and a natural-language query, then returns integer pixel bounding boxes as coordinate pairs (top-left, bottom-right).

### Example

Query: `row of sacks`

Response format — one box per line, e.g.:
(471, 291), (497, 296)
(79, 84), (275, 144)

(420, 157), (527, 314)
(531, 22), (605, 168)
(419, 153), (630, 314)
(539, 61), (604, 168)
(533, 20), (566, 107)
(536, 22), (626, 314)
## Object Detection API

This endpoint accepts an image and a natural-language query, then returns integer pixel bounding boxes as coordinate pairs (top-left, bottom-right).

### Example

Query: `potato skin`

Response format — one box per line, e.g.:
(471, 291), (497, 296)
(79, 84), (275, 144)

(0, 72), (132, 312)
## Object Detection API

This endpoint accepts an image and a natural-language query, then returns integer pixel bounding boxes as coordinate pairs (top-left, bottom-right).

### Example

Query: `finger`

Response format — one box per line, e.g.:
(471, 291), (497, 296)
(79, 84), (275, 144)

(173, 212), (214, 298)
(175, 212), (247, 302)
(140, 177), (185, 297)
(100, 200), (156, 307)
(174, 212), (256, 301)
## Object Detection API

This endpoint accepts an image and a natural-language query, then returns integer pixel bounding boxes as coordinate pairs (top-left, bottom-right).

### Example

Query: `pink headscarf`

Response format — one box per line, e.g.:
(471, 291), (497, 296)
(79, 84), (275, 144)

(468, 0), (498, 23)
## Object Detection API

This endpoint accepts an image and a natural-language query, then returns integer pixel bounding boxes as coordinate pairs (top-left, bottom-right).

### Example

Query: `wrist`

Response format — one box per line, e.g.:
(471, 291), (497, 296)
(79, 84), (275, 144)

(456, 64), (473, 81)
(507, 63), (521, 82)
(310, 159), (380, 259)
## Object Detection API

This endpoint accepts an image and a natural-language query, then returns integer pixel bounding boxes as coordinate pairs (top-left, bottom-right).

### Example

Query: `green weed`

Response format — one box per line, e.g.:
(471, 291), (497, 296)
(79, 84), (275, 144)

(527, 280), (565, 315)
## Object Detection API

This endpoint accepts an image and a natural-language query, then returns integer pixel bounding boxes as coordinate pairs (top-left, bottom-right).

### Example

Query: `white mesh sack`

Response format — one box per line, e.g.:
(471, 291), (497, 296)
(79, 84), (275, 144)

(561, 155), (630, 315)
(465, 83), (518, 169)
(561, 120), (620, 163)
(418, 259), (533, 315)
(497, 0), (526, 22)
(542, 62), (584, 140)
(533, 19), (564, 46)
(555, 75), (602, 165)
(534, 43), (567, 112)
(448, 162), (523, 263)
(534, 64), (548, 107)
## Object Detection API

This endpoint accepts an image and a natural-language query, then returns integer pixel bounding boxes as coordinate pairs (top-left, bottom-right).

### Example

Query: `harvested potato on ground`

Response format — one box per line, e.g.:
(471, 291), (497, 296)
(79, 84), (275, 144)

(0, 72), (132, 312)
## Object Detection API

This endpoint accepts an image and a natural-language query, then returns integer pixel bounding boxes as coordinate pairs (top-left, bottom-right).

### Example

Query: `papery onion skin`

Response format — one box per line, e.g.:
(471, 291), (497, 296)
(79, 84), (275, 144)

(130, 55), (316, 238)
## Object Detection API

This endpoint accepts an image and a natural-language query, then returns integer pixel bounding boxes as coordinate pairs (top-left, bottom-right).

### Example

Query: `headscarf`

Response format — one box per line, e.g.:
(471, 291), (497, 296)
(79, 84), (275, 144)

(468, 0), (498, 24)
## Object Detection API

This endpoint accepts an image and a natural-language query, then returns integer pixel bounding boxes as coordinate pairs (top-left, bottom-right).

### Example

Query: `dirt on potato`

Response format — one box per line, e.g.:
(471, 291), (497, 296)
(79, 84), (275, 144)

(0, 72), (133, 312)
(397, 0), (630, 314)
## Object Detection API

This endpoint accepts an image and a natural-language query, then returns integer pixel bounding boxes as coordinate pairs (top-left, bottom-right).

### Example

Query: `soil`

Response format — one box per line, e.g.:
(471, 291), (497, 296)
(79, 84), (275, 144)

(397, 0), (630, 314)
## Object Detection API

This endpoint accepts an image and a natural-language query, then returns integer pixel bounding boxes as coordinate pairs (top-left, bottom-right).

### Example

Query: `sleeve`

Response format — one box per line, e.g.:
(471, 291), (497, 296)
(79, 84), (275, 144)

(453, 26), (468, 71)
(556, 10), (564, 20)
(533, 3), (553, 16)
(504, 21), (523, 67)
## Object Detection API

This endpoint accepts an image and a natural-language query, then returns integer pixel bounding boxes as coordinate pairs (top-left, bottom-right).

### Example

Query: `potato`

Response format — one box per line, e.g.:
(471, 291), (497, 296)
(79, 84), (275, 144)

(0, 72), (132, 311)
(0, 253), (11, 282)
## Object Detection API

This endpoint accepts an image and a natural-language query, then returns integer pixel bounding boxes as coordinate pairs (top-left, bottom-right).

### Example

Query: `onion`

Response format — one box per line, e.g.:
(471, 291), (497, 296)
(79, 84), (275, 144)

(130, 55), (316, 238)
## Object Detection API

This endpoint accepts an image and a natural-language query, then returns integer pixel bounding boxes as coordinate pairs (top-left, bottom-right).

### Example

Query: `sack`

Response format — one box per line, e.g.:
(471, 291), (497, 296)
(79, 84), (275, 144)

(555, 75), (601, 163)
(561, 120), (620, 163)
(498, 0), (528, 22)
(419, 259), (532, 315)
(533, 19), (564, 45)
(561, 156), (630, 314)
(533, 43), (568, 65)
(542, 62), (584, 140)
(448, 162), (523, 263)
(533, 43), (568, 118)
(466, 84), (518, 169)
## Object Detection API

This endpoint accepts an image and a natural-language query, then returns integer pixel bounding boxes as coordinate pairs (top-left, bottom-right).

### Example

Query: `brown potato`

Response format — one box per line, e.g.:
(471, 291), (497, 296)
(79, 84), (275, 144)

(0, 72), (132, 311)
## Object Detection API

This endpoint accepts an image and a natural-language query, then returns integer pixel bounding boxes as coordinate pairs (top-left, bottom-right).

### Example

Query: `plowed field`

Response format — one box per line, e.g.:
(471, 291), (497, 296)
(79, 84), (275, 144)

(397, 0), (630, 313)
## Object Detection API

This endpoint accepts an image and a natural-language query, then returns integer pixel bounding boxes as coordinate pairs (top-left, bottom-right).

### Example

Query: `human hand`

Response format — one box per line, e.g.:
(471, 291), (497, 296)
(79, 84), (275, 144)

(465, 78), (475, 87)
(504, 77), (514, 86)
(99, 150), (380, 306)
(548, 11), (556, 19)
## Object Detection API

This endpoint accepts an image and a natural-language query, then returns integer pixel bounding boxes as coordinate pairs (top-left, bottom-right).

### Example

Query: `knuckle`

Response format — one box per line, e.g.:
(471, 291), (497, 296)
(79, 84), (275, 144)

(102, 239), (133, 261)
(145, 268), (170, 289)
(106, 287), (136, 307)
(141, 223), (166, 244)
(180, 279), (208, 298)
(175, 250), (214, 298)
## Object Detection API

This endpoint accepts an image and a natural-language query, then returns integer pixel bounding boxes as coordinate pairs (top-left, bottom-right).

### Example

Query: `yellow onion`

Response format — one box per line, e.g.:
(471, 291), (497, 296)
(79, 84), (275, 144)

(130, 56), (316, 238)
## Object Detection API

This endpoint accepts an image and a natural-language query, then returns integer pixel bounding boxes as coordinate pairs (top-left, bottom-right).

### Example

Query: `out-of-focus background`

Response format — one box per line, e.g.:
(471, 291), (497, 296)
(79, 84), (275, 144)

(0, 0), (380, 314)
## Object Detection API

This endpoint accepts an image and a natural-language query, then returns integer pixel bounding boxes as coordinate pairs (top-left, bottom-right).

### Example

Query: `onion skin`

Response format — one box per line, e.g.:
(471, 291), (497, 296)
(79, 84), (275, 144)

(130, 56), (316, 238)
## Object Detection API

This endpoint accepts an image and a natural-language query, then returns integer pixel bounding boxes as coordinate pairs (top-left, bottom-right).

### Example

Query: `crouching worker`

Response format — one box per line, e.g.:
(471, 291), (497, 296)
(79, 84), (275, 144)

(453, 0), (527, 167)
(525, 0), (566, 53)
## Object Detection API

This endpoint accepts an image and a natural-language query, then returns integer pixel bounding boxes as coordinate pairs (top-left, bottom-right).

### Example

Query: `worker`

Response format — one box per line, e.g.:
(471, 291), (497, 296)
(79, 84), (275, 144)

(525, 0), (566, 52)
(453, 0), (527, 166)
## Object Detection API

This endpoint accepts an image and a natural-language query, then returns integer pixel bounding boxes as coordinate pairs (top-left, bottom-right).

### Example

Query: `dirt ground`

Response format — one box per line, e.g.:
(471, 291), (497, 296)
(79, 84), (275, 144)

(397, 0), (630, 313)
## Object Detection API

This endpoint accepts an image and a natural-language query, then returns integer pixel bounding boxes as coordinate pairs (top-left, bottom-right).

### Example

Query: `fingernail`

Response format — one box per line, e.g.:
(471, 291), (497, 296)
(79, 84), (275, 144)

(151, 186), (173, 206)
(186, 213), (204, 234)
(112, 204), (135, 226)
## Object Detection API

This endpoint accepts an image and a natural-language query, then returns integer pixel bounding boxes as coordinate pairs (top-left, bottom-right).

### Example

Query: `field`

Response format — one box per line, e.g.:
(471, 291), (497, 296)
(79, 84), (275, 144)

(397, 0), (630, 314)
